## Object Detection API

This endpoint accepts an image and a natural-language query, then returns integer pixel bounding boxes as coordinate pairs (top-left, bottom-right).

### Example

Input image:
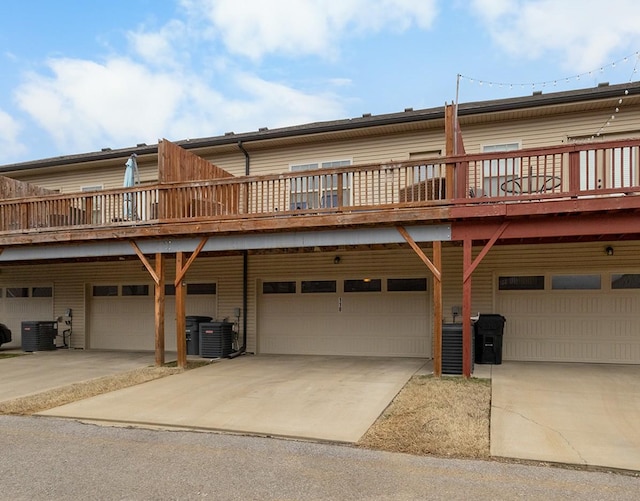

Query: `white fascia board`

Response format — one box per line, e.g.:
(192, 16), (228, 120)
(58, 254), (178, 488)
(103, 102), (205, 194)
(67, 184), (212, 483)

(0, 225), (450, 262)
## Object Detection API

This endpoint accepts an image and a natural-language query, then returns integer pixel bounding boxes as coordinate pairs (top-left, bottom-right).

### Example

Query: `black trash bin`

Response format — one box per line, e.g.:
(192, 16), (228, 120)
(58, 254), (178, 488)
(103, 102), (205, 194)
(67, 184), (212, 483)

(442, 323), (474, 375)
(185, 316), (213, 356)
(474, 314), (506, 364)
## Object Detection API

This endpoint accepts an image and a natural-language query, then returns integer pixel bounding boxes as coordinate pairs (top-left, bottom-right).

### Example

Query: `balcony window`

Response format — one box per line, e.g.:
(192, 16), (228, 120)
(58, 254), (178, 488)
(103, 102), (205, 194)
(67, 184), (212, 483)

(289, 160), (351, 210)
(482, 142), (521, 196)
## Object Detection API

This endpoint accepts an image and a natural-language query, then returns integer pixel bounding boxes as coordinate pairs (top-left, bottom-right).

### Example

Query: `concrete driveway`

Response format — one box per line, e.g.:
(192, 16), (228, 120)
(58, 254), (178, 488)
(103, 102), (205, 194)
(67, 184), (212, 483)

(0, 349), (159, 403)
(39, 354), (426, 443)
(491, 362), (640, 471)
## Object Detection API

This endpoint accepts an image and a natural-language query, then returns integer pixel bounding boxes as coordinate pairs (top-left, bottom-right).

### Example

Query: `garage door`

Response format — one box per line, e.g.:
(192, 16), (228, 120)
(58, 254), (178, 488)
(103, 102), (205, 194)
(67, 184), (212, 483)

(88, 283), (217, 351)
(0, 285), (54, 348)
(258, 277), (430, 357)
(496, 273), (640, 363)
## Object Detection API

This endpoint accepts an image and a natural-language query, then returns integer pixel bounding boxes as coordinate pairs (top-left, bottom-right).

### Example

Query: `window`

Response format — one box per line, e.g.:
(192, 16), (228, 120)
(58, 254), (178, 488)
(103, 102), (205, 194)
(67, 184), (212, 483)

(344, 279), (382, 292)
(387, 278), (427, 292)
(551, 275), (601, 290)
(611, 273), (640, 289)
(32, 287), (53, 297)
(122, 285), (149, 296)
(498, 276), (545, 291)
(93, 285), (118, 297)
(482, 142), (520, 196)
(262, 281), (296, 294)
(301, 280), (337, 293)
(289, 160), (351, 210)
(187, 283), (217, 295)
(6, 287), (29, 298)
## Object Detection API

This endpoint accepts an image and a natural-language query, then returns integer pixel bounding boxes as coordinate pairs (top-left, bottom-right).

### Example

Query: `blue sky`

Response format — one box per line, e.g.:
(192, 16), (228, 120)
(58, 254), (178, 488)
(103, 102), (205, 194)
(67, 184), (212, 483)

(2, 0), (640, 165)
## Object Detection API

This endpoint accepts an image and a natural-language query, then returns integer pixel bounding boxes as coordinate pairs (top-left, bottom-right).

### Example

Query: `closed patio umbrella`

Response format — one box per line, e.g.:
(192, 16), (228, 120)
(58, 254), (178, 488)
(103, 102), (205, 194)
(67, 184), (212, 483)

(123, 154), (139, 219)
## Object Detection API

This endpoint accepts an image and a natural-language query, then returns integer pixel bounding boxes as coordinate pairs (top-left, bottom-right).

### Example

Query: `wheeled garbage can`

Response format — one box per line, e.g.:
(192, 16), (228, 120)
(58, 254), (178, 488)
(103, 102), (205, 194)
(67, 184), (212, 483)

(474, 314), (506, 364)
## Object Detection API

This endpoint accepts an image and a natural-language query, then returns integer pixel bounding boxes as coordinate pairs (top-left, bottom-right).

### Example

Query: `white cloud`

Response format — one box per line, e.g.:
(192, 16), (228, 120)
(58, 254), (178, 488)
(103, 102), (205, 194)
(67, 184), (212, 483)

(470, 0), (640, 71)
(180, 0), (438, 59)
(128, 19), (189, 68)
(13, 56), (348, 155)
(0, 108), (27, 162)
(15, 58), (185, 152)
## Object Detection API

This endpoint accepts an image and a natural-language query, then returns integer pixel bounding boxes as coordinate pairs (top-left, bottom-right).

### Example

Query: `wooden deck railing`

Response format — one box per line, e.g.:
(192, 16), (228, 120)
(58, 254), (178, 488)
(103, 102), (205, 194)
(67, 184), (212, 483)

(1, 138), (639, 235)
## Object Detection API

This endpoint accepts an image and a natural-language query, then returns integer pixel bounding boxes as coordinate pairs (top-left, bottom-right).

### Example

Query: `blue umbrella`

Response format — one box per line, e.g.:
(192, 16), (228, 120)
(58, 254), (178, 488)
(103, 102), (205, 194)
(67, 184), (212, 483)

(123, 154), (139, 219)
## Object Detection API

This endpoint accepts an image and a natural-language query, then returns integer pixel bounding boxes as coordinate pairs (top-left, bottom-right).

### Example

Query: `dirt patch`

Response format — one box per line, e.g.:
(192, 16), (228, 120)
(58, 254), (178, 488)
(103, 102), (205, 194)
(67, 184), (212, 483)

(358, 375), (491, 459)
(0, 360), (209, 416)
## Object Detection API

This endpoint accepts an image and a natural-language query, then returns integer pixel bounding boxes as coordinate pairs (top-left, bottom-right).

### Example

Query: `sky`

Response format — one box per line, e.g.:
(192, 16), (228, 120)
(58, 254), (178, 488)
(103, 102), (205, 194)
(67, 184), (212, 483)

(2, 0), (640, 165)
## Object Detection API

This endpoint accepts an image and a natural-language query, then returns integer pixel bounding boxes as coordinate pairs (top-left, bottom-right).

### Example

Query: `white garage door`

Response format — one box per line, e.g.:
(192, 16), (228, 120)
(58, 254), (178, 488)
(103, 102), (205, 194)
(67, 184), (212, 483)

(496, 273), (640, 363)
(89, 283), (217, 351)
(258, 277), (430, 357)
(0, 285), (54, 349)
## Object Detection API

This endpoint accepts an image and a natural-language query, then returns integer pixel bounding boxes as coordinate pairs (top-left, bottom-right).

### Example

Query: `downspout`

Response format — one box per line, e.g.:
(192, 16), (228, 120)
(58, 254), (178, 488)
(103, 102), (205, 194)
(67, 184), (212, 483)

(238, 140), (250, 176)
(229, 142), (250, 358)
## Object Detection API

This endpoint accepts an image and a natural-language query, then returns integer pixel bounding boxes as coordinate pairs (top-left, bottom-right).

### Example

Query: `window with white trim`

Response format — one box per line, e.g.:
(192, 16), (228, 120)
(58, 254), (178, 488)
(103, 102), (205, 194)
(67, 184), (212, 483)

(482, 142), (521, 196)
(289, 160), (351, 210)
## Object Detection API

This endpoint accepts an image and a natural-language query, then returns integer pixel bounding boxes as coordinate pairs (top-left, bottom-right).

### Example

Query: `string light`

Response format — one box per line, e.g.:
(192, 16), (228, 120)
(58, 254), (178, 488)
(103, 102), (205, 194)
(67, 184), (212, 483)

(457, 50), (640, 142)
(458, 50), (640, 91)
(591, 53), (640, 140)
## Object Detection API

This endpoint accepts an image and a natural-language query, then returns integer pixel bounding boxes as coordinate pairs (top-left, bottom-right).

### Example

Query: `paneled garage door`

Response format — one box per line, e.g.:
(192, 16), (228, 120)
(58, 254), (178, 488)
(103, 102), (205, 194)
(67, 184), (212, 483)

(258, 277), (430, 357)
(496, 273), (640, 363)
(88, 283), (217, 351)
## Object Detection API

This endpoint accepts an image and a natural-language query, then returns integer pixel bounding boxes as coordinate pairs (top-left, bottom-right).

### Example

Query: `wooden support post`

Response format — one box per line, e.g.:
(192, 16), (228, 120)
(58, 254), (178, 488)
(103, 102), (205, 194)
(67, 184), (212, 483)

(462, 238), (472, 378)
(154, 253), (165, 367)
(397, 226), (442, 376)
(445, 104), (456, 199)
(129, 241), (166, 366)
(433, 241), (442, 377)
(175, 251), (187, 369)
(172, 237), (208, 369)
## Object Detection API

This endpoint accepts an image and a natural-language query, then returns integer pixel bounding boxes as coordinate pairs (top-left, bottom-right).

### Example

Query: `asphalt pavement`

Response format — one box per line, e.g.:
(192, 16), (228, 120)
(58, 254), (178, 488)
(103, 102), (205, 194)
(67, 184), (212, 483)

(2, 416), (638, 501)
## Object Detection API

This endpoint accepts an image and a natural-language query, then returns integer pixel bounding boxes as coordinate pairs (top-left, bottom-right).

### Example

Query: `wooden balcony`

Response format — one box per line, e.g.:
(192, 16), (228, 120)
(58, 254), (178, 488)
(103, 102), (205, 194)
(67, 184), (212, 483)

(2, 138), (640, 247)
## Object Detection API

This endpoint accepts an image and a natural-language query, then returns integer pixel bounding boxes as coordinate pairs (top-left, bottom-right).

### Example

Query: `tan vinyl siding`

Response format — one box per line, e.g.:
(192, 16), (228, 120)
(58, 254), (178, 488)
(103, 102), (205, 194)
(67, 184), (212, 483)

(201, 130), (446, 177)
(0, 256), (244, 351)
(10, 160), (159, 194)
(462, 107), (640, 153)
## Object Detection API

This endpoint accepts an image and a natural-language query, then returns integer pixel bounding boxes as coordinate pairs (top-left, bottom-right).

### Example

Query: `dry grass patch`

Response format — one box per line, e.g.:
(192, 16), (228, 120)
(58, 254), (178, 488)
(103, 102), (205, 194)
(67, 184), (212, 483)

(0, 360), (210, 416)
(359, 375), (491, 459)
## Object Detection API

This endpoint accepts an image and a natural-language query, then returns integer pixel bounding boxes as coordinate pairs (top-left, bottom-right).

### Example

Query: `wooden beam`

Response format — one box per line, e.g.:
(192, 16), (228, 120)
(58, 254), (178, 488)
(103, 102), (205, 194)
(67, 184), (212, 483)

(130, 241), (160, 284)
(462, 238), (472, 378)
(396, 226), (441, 281)
(154, 253), (165, 367)
(175, 251), (187, 369)
(463, 222), (509, 282)
(174, 237), (208, 287)
(433, 241), (442, 377)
